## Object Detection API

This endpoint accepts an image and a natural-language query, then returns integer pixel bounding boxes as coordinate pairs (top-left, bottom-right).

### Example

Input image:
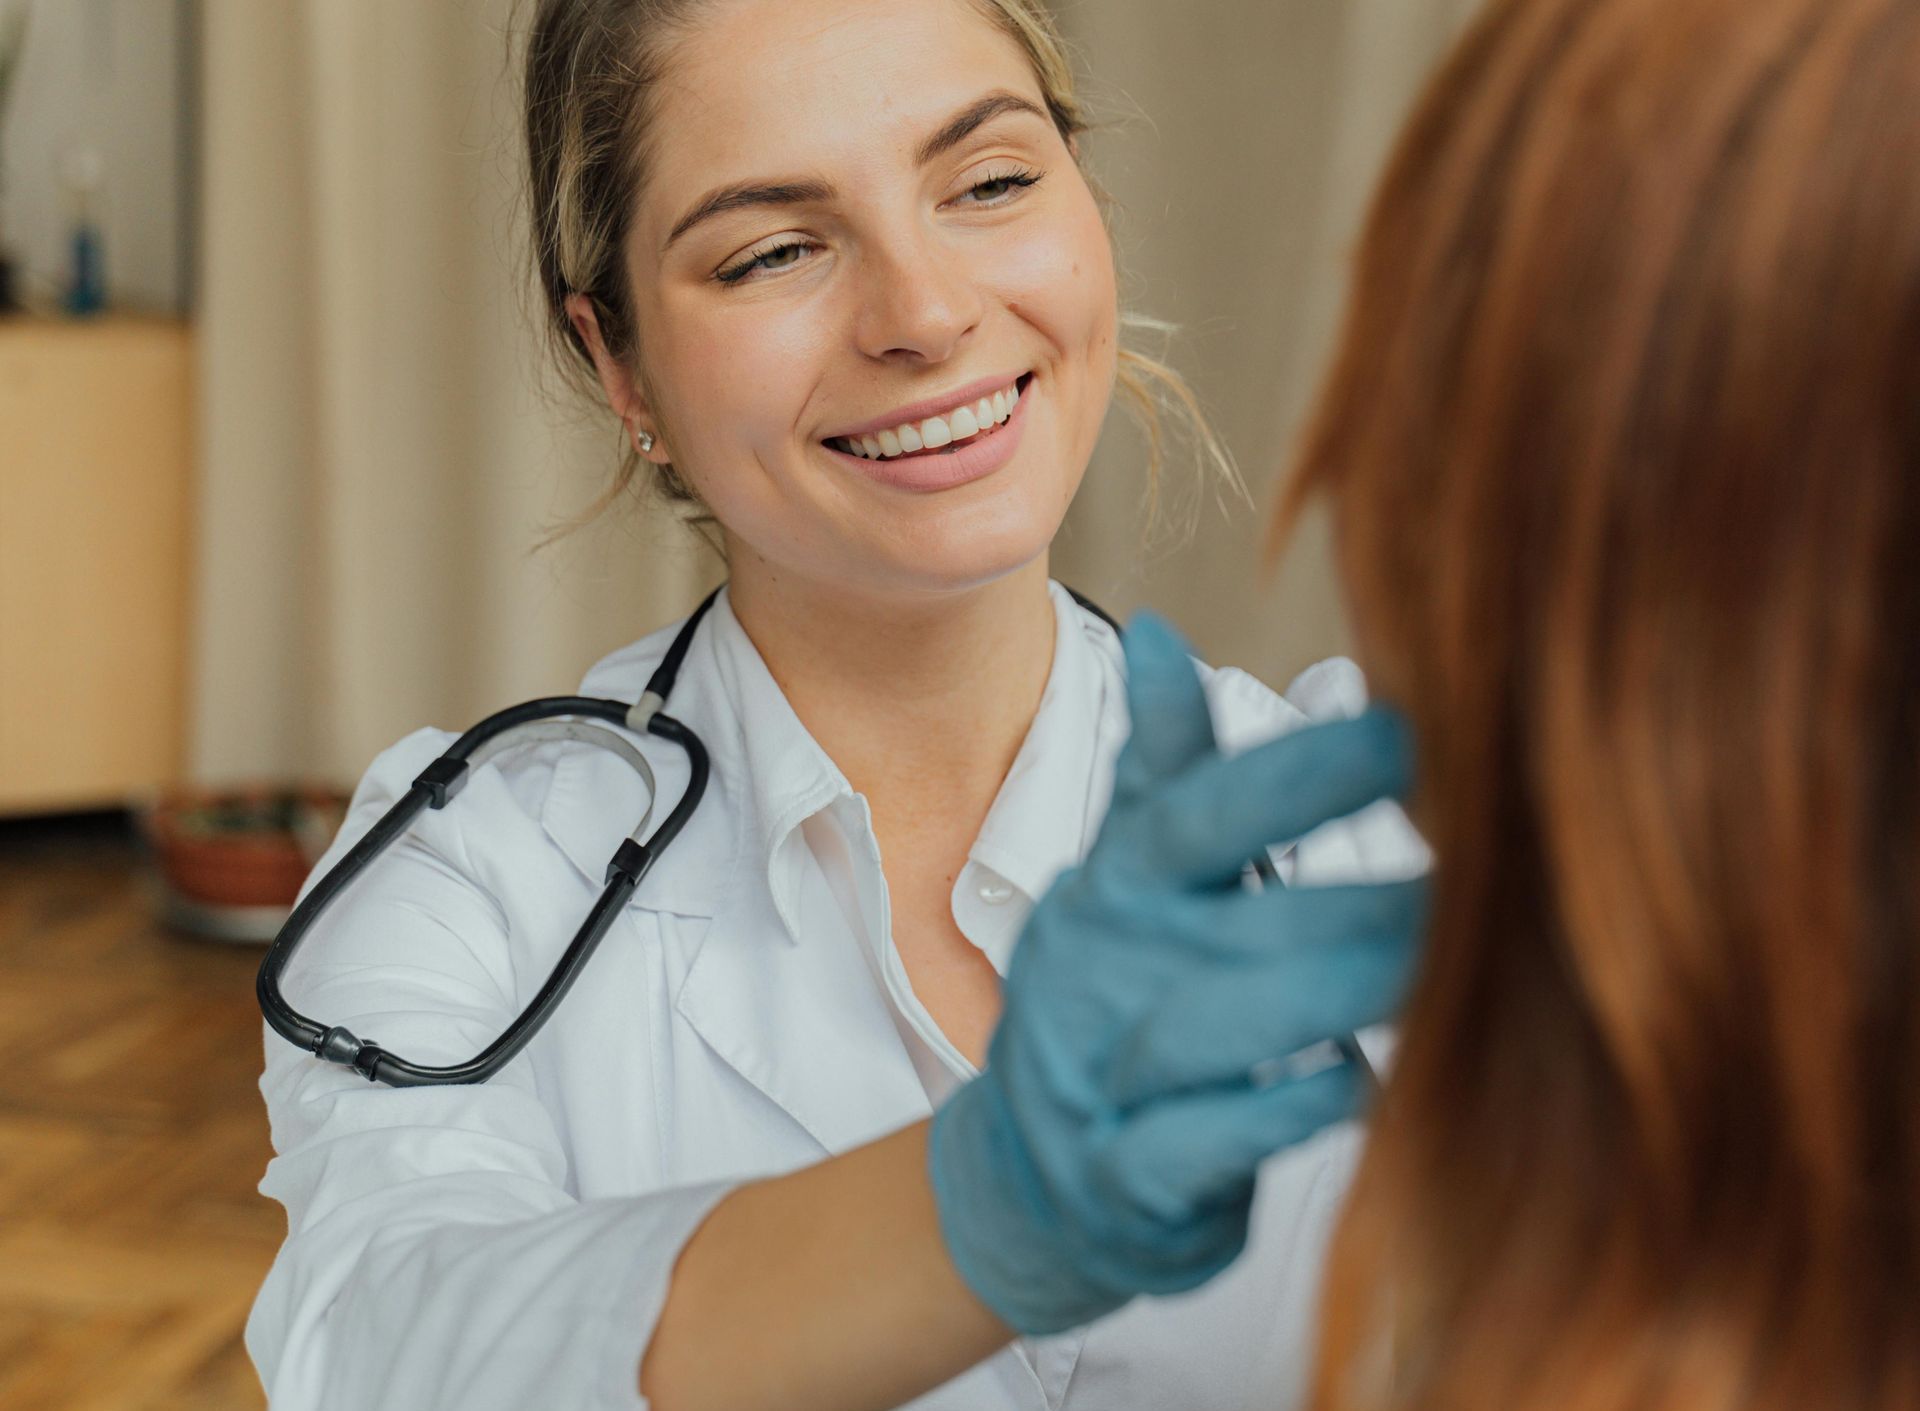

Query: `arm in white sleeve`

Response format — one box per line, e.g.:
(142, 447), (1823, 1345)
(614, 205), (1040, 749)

(245, 731), (735, 1411)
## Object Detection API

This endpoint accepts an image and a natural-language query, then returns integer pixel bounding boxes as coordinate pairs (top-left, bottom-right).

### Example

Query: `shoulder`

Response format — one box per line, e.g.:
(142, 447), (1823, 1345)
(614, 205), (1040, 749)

(576, 612), (689, 701)
(305, 721), (584, 928)
(1198, 655), (1431, 885)
(1197, 656), (1370, 750)
(1068, 592), (1369, 747)
(320, 610), (707, 905)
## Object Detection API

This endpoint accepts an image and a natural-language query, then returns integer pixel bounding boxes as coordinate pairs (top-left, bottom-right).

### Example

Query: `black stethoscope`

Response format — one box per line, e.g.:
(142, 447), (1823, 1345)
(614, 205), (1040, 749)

(257, 586), (1369, 1089)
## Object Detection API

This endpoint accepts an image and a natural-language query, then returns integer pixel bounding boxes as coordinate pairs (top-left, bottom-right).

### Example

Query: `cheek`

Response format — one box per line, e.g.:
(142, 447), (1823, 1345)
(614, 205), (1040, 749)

(997, 196), (1119, 372)
(646, 300), (835, 466)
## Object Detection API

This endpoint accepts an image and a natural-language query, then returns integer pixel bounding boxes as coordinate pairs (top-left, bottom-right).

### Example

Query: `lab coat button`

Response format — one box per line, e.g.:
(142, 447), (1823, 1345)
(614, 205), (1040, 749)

(977, 876), (1015, 905)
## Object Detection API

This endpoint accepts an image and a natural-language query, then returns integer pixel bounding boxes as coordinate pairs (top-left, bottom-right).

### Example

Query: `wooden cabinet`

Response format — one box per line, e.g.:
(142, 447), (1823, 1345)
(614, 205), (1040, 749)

(0, 318), (194, 814)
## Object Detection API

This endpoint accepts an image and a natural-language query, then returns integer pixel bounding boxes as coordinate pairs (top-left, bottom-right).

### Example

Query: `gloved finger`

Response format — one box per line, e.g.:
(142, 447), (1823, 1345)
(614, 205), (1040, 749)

(1127, 709), (1416, 887)
(1098, 1064), (1366, 1225)
(1068, 1198), (1252, 1300)
(1123, 877), (1428, 965)
(1110, 612), (1216, 810)
(1104, 927), (1417, 1108)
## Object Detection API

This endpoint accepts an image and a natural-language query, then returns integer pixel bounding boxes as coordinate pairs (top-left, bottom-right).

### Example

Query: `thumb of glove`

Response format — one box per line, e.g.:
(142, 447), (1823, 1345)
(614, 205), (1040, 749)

(1113, 612), (1217, 808)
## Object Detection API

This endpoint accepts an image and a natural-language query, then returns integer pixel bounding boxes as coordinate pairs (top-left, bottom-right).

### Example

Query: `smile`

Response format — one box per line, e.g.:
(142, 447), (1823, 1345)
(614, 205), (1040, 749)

(825, 374), (1033, 462)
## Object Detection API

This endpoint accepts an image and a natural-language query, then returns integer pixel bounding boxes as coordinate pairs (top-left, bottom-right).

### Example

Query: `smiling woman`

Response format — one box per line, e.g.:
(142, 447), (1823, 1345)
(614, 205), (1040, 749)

(527, 0), (1235, 557)
(242, 4), (1429, 1411)
(557, 0), (1120, 601)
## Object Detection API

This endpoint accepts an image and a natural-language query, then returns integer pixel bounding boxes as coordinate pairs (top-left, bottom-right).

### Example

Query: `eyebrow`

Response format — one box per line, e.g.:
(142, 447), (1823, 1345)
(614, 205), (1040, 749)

(663, 89), (1053, 252)
(915, 91), (1050, 166)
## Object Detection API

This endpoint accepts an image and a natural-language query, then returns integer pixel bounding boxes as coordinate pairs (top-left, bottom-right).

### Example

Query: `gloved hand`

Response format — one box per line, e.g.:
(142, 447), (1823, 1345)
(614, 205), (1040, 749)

(928, 613), (1426, 1335)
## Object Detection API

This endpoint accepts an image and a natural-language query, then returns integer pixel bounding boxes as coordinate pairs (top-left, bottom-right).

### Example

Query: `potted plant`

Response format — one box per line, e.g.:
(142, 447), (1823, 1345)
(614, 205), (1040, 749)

(146, 786), (351, 914)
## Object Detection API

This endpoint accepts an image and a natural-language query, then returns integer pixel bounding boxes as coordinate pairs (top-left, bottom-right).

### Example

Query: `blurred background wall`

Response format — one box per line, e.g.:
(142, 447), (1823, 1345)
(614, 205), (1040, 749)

(1056, 0), (1483, 681)
(174, 0), (1483, 788)
(190, 0), (719, 793)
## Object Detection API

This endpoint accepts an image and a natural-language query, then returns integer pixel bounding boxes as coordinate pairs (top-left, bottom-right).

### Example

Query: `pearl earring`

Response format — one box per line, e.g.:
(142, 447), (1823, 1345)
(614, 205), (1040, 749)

(634, 427), (656, 455)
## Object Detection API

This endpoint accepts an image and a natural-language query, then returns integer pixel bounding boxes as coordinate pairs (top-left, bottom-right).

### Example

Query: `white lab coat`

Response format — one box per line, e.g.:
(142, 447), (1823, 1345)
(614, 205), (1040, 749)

(246, 582), (1426, 1411)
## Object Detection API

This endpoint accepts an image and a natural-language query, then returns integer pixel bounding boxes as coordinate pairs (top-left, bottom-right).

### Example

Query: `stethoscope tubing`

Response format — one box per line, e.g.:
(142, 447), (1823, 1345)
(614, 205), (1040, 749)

(257, 588), (725, 1088)
(255, 699), (711, 1086)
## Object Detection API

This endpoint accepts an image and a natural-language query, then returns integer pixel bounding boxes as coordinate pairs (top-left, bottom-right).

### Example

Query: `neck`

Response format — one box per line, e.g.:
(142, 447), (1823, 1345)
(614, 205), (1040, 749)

(724, 550), (1058, 826)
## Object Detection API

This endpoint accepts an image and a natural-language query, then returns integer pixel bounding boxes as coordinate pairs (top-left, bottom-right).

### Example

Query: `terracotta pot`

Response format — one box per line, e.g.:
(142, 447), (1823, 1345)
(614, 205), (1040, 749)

(147, 787), (350, 908)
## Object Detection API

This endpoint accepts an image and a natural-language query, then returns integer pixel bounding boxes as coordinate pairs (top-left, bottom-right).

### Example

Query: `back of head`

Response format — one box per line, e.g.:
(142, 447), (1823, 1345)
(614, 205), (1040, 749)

(1283, 0), (1920, 1405)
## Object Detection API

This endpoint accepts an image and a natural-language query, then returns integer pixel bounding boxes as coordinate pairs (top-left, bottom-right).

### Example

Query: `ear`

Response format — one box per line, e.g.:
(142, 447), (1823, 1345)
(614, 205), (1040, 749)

(564, 293), (669, 463)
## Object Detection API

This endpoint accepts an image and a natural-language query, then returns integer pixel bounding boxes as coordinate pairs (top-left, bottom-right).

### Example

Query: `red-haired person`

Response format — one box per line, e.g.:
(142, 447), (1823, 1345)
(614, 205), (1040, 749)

(1282, 0), (1920, 1406)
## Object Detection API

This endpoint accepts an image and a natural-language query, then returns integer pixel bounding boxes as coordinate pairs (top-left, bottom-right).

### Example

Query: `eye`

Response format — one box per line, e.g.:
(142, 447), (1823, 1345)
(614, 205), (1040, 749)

(952, 167), (1044, 208)
(716, 238), (819, 285)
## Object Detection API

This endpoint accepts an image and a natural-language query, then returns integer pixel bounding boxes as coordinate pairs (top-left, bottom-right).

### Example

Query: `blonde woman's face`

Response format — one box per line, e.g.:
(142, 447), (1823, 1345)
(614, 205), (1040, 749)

(624, 0), (1118, 599)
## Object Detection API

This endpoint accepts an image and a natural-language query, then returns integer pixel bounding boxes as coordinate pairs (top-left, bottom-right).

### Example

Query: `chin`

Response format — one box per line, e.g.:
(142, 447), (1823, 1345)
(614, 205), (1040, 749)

(877, 541), (1048, 597)
(871, 480), (1071, 594)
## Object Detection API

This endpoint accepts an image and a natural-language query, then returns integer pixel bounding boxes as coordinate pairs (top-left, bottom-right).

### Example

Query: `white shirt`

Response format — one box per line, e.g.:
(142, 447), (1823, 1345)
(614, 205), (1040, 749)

(246, 581), (1427, 1411)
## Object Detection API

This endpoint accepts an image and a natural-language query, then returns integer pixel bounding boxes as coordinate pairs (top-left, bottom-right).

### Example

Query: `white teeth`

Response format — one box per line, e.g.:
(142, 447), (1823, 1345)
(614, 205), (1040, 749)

(833, 378), (1025, 460)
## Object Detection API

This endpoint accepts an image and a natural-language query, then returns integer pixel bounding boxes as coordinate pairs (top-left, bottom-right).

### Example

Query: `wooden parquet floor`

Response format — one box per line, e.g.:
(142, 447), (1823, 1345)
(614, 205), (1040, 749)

(0, 813), (278, 1411)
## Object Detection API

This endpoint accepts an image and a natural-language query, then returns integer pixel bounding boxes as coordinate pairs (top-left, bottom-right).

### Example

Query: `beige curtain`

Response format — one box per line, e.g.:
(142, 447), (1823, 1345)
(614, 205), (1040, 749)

(1053, 0), (1485, 687)
(191, 0), (718, 786)
(190, 0), (1478, 788)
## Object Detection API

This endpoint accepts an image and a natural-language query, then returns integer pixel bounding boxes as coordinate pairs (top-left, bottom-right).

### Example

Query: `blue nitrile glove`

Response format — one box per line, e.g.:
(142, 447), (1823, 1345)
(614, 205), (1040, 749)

(928, 613), (1426, 1335)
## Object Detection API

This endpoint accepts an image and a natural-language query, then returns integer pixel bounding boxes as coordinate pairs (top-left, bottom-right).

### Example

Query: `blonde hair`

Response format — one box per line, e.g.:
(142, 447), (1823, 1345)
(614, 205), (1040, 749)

(520, 0), (1240, 541)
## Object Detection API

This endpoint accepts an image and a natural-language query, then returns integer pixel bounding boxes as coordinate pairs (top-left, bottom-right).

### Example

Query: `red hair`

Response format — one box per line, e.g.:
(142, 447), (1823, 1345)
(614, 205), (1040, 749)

(1279, 0), (1920, 1404)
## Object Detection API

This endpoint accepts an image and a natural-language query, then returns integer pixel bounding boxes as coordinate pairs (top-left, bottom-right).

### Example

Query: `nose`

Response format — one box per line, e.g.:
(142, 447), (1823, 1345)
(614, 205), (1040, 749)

(851, 223), (985, 364)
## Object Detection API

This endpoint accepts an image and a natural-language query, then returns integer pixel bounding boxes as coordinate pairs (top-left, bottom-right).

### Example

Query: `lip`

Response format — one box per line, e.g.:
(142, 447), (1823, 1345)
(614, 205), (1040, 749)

(826, 372), (1034, 494)
(822, 370), (1031, 443)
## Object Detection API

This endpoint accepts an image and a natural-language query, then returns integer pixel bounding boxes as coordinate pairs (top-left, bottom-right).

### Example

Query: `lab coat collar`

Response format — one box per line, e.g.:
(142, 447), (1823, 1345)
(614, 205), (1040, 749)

(966, 582), (1115, 907)
(543, 586), (863, 928)
(539, 584), (1312, 921)
(545, 582), (1118, 922)
(679, 594), (935, 1153)
(714, 578), (1122, 941)
(656, 586), (1129, 1158)
(702, 588), (862, 947)
(539, 598), (747, 921)
(543, 594), (929, 1153)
